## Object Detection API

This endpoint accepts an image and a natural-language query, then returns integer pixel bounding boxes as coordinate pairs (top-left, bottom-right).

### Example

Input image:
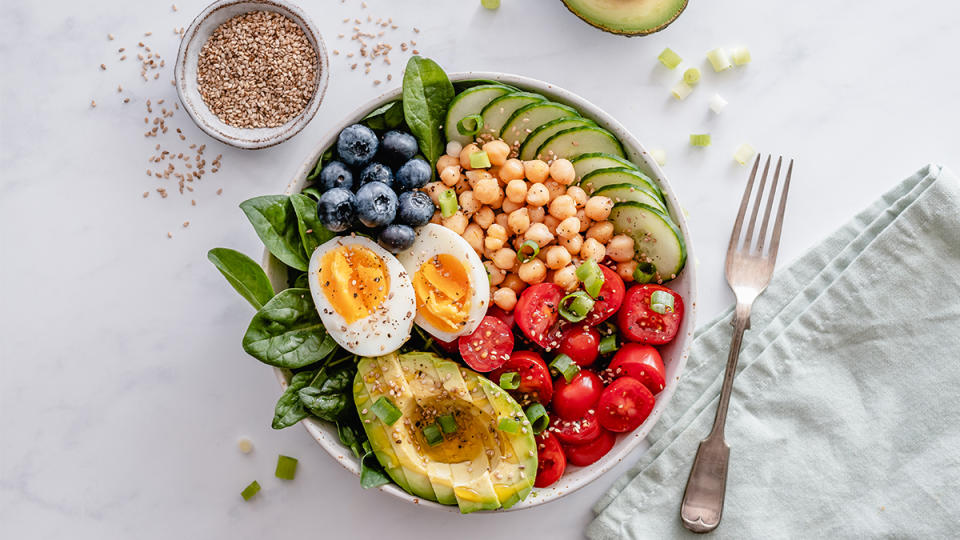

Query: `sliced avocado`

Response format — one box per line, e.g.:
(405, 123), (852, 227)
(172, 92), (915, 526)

(476, 378), (537, 508)
(353, 379), (413, 493)
(561, 0), (688, 36)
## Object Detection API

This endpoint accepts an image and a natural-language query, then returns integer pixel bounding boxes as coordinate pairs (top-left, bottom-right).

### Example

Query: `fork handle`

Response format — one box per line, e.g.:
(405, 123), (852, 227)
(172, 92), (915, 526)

(710, 301), (752, 439)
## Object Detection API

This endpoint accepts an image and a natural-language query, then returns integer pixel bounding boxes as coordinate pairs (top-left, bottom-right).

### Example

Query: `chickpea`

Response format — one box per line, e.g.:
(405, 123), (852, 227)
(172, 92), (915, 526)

(518, 259), (547, 284)
(507, 208), (531, 235)
(484, 261), (505, 286)
(524, 222), (554, 247)
(465, 169), (492, 189)
(586, 221), (614, 244)
(454, 178), (471, 196)
(523, 160), (550, 183)
(430, 211), (442, 224)
(501, 198), (523, 214)
(494, 212), (510, 231)
(553, 264), (579, 291)
(606, 234), (635, 262)
(474, 177), (502, 206)
(544, 245), (572, 270)
(559, 233), (583, 255)
(489, 196), (503, 211)
(440, 165), (461, 187)
(437, 154), (459, 174)
(584, 195), (613, 221)
(580, 237), (606, 262)
(493, 287), (518, 311)
(463, 223), (484, 254)
(482, 140), (511, 166)
(502, 272), (526, 294)
(505, 179), (528, 203)
(487, 165), (501, 182)
(445, 140), (463, 158)
(526, 183), (550, 206)
(556, 216), (581, 238)
(442, 211), (468, 235)
(492, 247), (517, 270)
(577, 208), (591, 232)
(527, 205), (546, 223)
(459, 190), (480, 217)
(460, 143), (481, 169)
(499, 158), (525, 182)
(566, 185), (588, 208)
(548, 194), (577, 220)
(422, 181), (445, 205)
(474, 206), (495, 229)
(544, 215), (561, 234)
(544, 180), (565, 203)
(549, 158), (576, 185)
(485, 224), (508, 251)
(617, 260), (638, 282)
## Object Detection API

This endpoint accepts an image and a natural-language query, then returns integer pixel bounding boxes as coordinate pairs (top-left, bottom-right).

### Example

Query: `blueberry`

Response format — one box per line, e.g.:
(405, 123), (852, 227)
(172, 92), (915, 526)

(355, 181), (398, 228)
(379, 224), (416, 253)
(337, 124), (379, 167)
(396, 191), (435, 227)
(380, 130), (418, 164)
(395, 158), (432, 192)
(318, 160), (354, 192)
(317, 188), (357, 232)
(359, 162), (394, 190)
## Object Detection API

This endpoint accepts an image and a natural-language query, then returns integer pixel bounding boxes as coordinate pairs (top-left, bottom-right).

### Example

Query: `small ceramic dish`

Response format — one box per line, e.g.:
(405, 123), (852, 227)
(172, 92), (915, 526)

(174, 0), (328, 149)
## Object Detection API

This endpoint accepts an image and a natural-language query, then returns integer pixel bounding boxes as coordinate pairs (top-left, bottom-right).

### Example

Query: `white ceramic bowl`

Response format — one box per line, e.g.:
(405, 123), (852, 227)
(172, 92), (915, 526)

(174, 0), (328, 149)
(263, 72), (698, 512)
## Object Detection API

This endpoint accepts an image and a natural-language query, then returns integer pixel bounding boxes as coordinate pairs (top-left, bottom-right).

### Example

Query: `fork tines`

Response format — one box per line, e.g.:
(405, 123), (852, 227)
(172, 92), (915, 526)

(729, 154), (795, 260)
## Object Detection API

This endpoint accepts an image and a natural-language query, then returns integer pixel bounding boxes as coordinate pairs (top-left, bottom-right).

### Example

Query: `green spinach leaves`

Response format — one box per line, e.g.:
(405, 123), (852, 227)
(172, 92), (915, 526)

(207, 248), (275, 310)
(240, 195), (310, 271)
(402, 56), (454, 169)
(289, 193), (334, 258)
(242, 288), (337, 368)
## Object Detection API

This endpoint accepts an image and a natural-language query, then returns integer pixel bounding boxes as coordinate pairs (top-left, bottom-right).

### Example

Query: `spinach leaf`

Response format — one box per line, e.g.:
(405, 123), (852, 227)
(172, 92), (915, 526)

(306, 155), (324, 182)
(301, 186), (322, 201)
(290, 193), (334, 259)
(240, 195), (309, 271)
(402, 56), (454, 169)
(207, 248), (275, 309)
(337, 418), (364, 459)
(272, 369), (317, 429)
(360, 448), (391, 489)
(291, 272), (310, 289)
(242, 288), (337, 368)
(362, 100), (405, 131)
(298, 364), (352, 421)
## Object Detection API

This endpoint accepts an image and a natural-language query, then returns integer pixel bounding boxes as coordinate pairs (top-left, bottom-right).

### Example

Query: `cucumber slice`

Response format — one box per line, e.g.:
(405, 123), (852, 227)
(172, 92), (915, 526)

(444, 85), (514, 144)
(536, 126), (624, 162)
(518, 117), (596, 160)
(571, 152), (639, 182)
(593, 183), (667, 214)
(480, 92), (546, 138)
(609, 202), (686, 280)
(500, 102), (580, 148)
(578, 168), (663, 201)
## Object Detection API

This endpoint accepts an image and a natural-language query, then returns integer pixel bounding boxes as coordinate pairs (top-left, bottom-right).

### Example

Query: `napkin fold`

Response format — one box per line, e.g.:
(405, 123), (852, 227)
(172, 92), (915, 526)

(588, 164), (960, 539)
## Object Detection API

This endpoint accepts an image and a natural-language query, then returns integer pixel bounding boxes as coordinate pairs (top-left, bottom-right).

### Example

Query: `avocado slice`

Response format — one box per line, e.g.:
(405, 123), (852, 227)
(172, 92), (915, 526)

(561, 0), (688, 36)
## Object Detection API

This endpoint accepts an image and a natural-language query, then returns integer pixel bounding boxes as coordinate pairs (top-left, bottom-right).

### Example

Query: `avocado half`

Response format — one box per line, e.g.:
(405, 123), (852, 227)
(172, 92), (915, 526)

(561, 0), (689, 36)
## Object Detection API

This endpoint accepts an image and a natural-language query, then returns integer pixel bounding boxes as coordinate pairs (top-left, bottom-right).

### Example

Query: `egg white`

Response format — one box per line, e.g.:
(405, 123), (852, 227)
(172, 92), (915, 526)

(308, 235), (415, 357)
(396, 223), (490, 343)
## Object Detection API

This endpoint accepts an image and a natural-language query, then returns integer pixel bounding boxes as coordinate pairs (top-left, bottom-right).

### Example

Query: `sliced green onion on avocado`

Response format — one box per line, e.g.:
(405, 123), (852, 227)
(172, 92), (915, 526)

(499, 371), (520, 390)
(550, 354), (581, 383)
(371, 396), (402, 425)
(576, 259), (605, 297)
(559, 291), (595, 323)
(240, 480), (261, 501)
(438, 189), (459, 218)
(599, 334), (618, 355)
(524, 403), (549, 435)
(275, 455), (298, 480)
(437, 413), (458, 434)
(498, 416), (520, 433)
(423, 423), (444, 446)
(650, 290), (676, 314)
(517, 240), (540, 263)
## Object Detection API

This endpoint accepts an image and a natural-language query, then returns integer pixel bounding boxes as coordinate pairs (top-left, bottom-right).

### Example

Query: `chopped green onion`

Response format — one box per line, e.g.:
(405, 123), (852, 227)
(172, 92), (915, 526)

(633, 261), (657, 284)
(240, 480), (261, 501)
(671, 80), (693, 100)
(559, 291), (595, 323)
(524, 403), (549, 435)
(734, 143), (757, 165)
(657, 48), (682, 69)
(690, 134), (711, 147)
(423, 423), (444, 446)
(370, 396), (402, 425)
(707, 47), (732, 72)
(275, 455), (298, 480)
(437, 414), (458, 434)
(469, 151), (491, 169)
(709, 93), (728, 114)
(650, 149), (667, 167)
(438, 188), (458, 218)
(481, 0), (500, 9)
(731, 46), (751, 66)
(550, 354), (581, 383)
(650, 290), (676, 314)
(575, 259), (605, 298)
(517, 240), (540, 263)
(498, 416), (520, 433)
(499, 371), (520, 390)
(457, 114), (483, 136)
(599, 334), (618, 355)
(683, 68), (701, 85)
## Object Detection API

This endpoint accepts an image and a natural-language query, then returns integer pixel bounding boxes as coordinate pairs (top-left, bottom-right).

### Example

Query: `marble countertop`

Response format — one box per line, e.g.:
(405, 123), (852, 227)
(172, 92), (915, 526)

(2, 0), (958, 538)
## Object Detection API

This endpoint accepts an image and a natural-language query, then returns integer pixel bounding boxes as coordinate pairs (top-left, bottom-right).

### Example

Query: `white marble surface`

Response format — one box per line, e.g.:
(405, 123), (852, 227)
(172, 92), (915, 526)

(2, 1), (958, 538)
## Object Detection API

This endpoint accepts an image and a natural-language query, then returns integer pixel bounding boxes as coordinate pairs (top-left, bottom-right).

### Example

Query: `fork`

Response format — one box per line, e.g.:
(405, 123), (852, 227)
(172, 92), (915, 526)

(680, 155), (795, 533)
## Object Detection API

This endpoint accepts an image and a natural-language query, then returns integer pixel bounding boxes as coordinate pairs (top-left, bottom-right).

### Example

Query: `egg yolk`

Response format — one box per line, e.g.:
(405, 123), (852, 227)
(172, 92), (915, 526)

(412, 254), (471, 334)
(318, 245), (390, 324)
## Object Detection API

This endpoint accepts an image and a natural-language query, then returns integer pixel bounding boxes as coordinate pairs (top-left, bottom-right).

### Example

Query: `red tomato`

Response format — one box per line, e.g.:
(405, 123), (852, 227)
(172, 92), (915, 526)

(489, 350), (553, 405)
(550, 409), (602, 445)
(617, 284), (684, 345)
(459, 316), (514, 372)
(597, 377), (655, 432)
(552, 370), (604, 421)
(563, 429), (616, 467)
(435, 337), (460, 355)
(534, 431), (566, 488)
(515, 283), (565, 350)
(608, 343), (667, 395)
(557, 325), (600, 367)
(583, 265), (625, 325)
(486, 305), (515, 329)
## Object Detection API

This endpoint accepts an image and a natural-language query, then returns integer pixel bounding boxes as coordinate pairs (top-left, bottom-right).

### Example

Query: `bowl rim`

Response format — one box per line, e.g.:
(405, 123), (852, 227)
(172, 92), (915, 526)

(174, 0), (329, 150)
(263, 71), (698, 513)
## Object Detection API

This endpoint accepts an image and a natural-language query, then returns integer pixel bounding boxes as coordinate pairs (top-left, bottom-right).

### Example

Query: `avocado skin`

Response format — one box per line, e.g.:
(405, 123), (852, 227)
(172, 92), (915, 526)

(560, 0), (689, 36)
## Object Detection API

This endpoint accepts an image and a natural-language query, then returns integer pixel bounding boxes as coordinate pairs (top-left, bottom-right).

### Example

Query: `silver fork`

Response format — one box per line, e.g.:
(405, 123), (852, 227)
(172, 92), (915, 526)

(680, 155), (795, 533)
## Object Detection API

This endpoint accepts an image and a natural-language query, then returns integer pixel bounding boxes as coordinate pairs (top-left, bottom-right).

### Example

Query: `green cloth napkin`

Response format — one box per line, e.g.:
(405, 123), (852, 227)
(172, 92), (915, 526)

(588, 164), (960, 539)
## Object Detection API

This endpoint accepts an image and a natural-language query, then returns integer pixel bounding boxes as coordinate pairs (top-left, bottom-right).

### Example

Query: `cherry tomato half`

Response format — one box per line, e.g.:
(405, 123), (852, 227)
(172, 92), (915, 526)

(608, 343), (667, 395)
(617, 284), (684, 345)
(550, 409), (602, 445)
(563, 428), (616, 467)
(489, 350), (553, 405)
(557, 325), (600, 367)
(583, 265), (625, 326)
(459, 316), (514, 372)
(534, 431), (566, 488)
(597, 377), (655, 432)
(486, 305), (515, 330)
(515, 283), (565, 350)
(552, 370), (604, 421)
(435, 336), (460, 355)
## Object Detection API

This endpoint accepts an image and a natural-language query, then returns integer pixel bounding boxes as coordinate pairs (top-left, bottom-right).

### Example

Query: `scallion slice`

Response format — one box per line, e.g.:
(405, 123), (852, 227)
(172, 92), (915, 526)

(423, 423), (444, 446)
(498, 416), (520, 433)
(709, 93), (728, 114)
(240, 480), (260, 501)
(650, 149), (667, 167)
(633, 261), (657, 284)
(683, 67), (701, 85)
(599, 334), (618, 355)
(657, 48), (682, 69)
(731, 46), (751, 66)
(575, 259), (605, 298)
(559, 291), (595, 323)
(690, 134), (711, 147)
(437, 414), (458, 434)
(469, 151), (491, 169)
(370, 396), (402, 425)
(275, 455), (298, 480)
(707, 48), (732, 72)
(517, 240), (540, 263)
(524, 403), (549, 435)
(499, 371), (520, 390)
(438, 188), (458, 218)
(550, 354), (581, 383)
(734, 143), (756, 165)
(481, 0), (500, 9)
(457, 114), (483, 136)
(650, 290), (676, 314)
(671, 80), (693, 100)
